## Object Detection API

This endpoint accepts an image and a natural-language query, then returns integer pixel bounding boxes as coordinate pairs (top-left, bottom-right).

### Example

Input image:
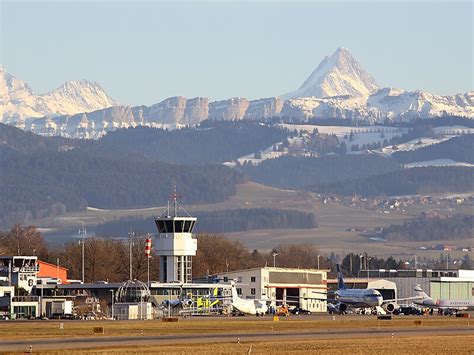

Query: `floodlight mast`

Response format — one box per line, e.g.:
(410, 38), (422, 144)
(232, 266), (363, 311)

(79, 223), (87, 283)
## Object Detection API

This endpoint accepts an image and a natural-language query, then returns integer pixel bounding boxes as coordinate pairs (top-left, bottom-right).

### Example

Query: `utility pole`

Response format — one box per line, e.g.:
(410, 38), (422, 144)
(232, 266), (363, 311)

(79, 223), (86, 283)
(110, 289), (114, 320)
(128, 230), (135, 280)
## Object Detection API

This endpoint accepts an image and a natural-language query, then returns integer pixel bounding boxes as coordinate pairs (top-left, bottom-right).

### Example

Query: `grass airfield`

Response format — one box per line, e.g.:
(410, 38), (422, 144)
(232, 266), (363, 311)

(0, 316), (473, 354)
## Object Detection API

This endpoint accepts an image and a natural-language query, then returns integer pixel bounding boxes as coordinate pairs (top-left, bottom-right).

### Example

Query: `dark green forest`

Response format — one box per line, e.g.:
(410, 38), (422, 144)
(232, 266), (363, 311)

(94, 208), (317, 236)
(392, 134), (474, 164)
(305, 166), (474, 196)
(380, 214), (473, 242)
(90, 120), (292, 164)
(240, 155), (401, 189)
(0, 147), (244, 228)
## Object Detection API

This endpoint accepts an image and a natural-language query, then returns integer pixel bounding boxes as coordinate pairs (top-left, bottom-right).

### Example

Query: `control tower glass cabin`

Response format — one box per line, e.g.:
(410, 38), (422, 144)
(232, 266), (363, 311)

(154, 195), (197, 283)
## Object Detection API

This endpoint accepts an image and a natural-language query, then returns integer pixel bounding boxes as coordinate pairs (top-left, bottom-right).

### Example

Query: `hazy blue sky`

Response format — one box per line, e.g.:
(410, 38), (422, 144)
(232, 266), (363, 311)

(1, 1), (472, 105)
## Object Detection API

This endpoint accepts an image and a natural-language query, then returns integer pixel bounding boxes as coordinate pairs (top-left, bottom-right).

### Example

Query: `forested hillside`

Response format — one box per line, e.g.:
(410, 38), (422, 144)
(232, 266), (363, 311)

(392, 134), (474, 164)
(95, 208), (317, 236)
(0, 147), (244, 228)
(91, 120), (292, 164)
(380, 214), (473, 242)
(240, 155), (401, 189)
(0, 123), (81, 153)
(305, 167), (474, 196)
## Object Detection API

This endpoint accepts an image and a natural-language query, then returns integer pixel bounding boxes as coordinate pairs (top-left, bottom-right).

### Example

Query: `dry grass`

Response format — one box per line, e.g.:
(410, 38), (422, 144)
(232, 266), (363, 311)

(0, 317), (470, 340)
(39, 335), (474, 354)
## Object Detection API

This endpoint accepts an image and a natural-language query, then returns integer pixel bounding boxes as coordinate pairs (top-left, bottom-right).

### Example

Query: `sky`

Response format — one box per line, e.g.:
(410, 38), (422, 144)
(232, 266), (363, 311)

(1, 1), (472, 105)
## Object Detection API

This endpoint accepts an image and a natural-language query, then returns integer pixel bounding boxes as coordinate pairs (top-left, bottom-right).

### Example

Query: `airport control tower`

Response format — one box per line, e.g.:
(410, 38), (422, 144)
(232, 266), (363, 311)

(154, 190), (197, 283)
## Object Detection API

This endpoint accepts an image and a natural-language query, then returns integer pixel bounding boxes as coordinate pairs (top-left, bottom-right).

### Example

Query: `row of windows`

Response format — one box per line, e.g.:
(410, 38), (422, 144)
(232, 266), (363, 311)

(223, 276), (257, 283)
(155, 220), (196, 234)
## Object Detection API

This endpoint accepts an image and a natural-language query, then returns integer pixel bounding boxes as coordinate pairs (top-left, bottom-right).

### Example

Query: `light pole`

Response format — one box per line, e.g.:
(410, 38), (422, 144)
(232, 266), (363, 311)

(272, 252), (278, 268)
(79, 223), (86, 283)
(128, 230), (135, 280)
(317, 254), (320, 270)
(110, 289), (114, 320)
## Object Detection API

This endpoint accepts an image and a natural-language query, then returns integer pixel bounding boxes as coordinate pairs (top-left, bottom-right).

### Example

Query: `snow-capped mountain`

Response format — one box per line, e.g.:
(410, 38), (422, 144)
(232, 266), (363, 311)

(26, 97), (283, 139)
(282, 47), (379, 99)
(0, 66), (117, 125)
(1, 47), (473, 139)
(280, 88), (474, 123)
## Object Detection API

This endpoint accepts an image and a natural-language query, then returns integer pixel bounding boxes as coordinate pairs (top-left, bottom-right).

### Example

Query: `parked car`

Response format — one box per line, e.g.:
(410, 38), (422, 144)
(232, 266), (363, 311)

(290, 307), (311, 315)
(50, 313), (80, 320)
(393, 306), (422, 316)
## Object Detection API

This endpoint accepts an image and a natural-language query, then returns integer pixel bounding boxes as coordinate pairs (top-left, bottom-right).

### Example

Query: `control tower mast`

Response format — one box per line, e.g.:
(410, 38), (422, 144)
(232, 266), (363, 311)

(154, 189), (197, 283)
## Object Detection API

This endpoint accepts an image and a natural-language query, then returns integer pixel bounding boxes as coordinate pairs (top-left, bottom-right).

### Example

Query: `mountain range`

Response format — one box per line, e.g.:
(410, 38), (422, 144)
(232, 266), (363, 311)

(1, 48), (472, 138)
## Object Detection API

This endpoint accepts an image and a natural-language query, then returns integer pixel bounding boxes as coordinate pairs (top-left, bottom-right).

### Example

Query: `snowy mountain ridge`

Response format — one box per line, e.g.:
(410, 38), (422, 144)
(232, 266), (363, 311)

(1, 47), (473, 139)
(0, 66), (117, 124)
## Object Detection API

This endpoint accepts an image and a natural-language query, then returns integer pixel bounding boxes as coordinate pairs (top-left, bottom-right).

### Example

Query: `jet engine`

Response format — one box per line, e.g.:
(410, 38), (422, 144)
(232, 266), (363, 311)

(384, 303), (398, 313)
(328, 303), (347, 314)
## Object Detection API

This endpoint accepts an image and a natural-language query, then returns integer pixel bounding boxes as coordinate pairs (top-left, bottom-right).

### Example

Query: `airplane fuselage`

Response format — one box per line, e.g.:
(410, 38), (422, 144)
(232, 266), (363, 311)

(415, 298), (474, 309)
(336, 288), (383, 308)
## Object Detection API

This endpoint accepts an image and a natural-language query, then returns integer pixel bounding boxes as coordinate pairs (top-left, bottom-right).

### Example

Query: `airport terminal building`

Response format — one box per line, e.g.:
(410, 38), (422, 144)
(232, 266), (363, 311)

(359, 268), (474, 301)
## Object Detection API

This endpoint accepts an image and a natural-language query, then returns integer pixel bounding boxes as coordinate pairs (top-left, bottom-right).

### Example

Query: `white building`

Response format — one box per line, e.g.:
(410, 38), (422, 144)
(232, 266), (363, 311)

(216, 267), (328, 313)
(0, 256), (38, 293)
(154, 195), (197, 283)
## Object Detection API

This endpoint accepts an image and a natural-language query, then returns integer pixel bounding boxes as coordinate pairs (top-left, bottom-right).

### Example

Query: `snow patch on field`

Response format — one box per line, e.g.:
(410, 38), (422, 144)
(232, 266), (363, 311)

(404, 159), (474, 168)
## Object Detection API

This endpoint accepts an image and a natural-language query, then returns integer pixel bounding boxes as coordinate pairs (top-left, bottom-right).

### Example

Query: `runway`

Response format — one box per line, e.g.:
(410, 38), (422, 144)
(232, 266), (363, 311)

(1, 325), (472, 352)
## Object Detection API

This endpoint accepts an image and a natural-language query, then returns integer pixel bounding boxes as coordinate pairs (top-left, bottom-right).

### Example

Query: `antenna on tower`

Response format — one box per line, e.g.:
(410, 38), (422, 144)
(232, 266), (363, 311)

(159, 187), (190, 218)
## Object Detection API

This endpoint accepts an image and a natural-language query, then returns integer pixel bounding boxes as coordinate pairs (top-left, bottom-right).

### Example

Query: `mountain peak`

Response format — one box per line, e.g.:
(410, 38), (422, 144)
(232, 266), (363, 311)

(282, 47), (379, 99)
(0, 66), (117, 122)
(41, 79), (118, 113)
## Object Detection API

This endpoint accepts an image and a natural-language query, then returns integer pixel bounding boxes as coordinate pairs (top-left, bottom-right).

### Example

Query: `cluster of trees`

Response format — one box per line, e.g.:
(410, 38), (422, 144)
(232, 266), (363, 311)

(94, 208), (317, 236)
(339, 253), (405, 277)
(0, 225), (330, 281)
(307, 166), (474, 196)
(2, 225), (472, 285)
(240, 155), (401, 189)
(380, 214), (473, 242)
(392, 134), (474, 165)
(92, 121), (292, 165)
(303, 131), (346, 155)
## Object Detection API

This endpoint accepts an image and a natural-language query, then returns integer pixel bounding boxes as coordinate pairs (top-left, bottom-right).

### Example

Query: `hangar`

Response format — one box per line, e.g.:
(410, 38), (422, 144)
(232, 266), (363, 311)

(215, 267), (328, 312)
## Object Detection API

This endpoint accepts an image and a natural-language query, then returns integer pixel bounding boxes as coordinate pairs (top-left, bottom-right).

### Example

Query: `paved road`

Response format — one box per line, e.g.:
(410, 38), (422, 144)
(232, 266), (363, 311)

(1, 326), (472, 352)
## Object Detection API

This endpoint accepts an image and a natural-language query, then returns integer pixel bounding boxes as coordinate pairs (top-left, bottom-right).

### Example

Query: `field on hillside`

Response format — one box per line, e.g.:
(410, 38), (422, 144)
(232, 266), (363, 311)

(32, 182), (473, 257)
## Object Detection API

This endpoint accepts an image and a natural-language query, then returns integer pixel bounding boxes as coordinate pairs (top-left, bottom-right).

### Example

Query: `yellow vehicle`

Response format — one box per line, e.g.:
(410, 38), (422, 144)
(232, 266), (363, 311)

(276, 305), (289, 317)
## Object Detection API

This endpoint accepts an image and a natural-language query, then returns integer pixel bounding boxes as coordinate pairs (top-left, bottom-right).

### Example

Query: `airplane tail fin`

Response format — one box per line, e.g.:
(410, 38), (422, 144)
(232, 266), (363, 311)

(414, 284), (431, 300)
(230, 280), (239, 301)
(336, 264), (346, 290)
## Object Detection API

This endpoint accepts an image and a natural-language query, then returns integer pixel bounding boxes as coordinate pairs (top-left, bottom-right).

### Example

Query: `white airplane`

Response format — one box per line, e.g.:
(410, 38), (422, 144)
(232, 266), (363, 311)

(228, 280), (268, 316)
(317, 265), (417, 314)
(413, 285), (474, 310)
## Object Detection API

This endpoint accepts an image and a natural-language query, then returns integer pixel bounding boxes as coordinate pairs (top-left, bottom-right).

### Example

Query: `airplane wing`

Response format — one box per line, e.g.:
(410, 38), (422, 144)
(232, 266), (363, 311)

(382, 296), (423, 304)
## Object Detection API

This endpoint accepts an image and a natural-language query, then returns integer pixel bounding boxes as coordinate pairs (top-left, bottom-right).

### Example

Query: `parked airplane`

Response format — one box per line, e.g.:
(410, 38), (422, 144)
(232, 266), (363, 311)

(317, 265), (417, 314)
(413, 285), (474, 310)
(228, 280), (268, 316)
